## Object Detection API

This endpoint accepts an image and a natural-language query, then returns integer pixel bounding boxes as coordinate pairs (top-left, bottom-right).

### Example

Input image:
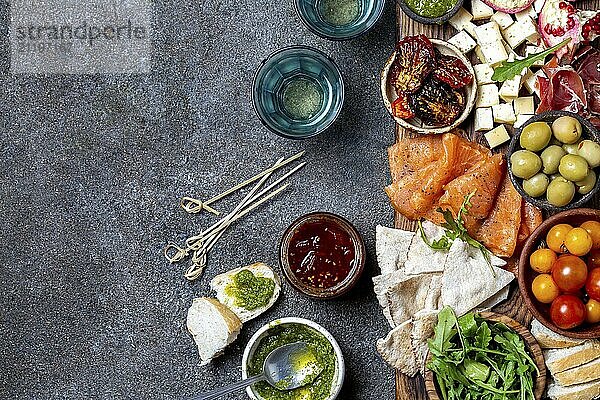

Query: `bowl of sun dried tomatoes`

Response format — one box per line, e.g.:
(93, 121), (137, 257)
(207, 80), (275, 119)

(380, 34), (477, 135)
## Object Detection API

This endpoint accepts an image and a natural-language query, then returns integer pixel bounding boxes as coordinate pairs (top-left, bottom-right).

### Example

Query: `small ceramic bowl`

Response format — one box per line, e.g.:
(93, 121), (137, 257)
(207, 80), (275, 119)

(518, 208), (600, 339)
(279, 212), (366, 299)
(424, 312), (547, 400)
(397, 0), (464, 25)
(252, 46), (344, 139)
(242, 317), (345, 400)
(380, 39), (477, 135)
(507, 111), (600, 211)
(295, 0), (386, 41)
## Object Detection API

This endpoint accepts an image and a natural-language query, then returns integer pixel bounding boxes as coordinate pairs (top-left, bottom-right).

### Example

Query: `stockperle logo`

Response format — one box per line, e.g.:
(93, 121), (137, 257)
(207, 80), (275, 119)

(10, 0), (151, 74)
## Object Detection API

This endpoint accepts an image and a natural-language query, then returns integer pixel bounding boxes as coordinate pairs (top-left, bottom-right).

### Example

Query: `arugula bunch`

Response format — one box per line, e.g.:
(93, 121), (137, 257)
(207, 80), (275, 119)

(418, 191), (495, 277)
(427, 307), (539, 400)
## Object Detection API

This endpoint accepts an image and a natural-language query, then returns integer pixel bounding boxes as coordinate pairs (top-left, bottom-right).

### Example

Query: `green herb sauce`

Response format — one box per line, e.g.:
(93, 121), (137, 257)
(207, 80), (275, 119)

(224, 269), (275, 311)
(404, 0), (457, 18)
(248, 324), (336, 400)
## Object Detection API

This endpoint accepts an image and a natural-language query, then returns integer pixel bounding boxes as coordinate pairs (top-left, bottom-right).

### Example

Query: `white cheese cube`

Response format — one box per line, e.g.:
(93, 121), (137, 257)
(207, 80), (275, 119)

(471, 0), (494, 20)
(515, 6), (536, 21)
(485, 125), (511, 148)
(492, 103), (517, 124)
(449, 8), (474, 31)
(526, 45), (546, 67)
(515, 114), (534, 128)
(474, 45), (487, 64)
(503, 17), (539, 48)
(513, 96), (535, 115)
(523, 69), (547, 95)
(499, 75), (522, 102)
(521, 17), (540, 43)
(474, 63), (495, 85)
(474, 21), (503, 45)
(533, 0), (545, 13)
(448, 30), (477, 54)
(476, 84), (500, 108)
(481, 42), (509, 66)
(475, 107), (494, 131)
(463, 22), (478, 37)
(491, 12), (514, 30)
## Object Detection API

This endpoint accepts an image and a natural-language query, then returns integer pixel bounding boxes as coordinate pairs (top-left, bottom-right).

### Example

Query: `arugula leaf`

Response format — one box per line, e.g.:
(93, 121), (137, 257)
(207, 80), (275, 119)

(491, 38), (571, 82)
(475, 321), (492, 349)
(429, 306), (458, 355)
(458, 313), (478, 338)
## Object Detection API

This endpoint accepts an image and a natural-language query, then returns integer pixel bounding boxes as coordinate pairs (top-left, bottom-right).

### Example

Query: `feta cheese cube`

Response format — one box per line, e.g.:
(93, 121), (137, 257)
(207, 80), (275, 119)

(502, 17), (538, 48)
(523, 69), (546, 95)
(515, 114), (534, 128)
(481, 42), (509, 66)
(471, 0), (494, 20)
(448, 30), (477, 54)
(491, 12), (514, 30)
(474, 63), (495, 85)
(449, 8), (473, 31)
(513, 96), (535, 115)
(475, 107), (494, 131)
(476, 84), (500, 108)
(492, 103), (517, 124)
(526, 45), (546, 67)
(463, 22), (478, 37)
(515, 6), (536, 21)
(474, 45), (487, 64)
(485, 125), (511, 148)
(499, 75), (521, 102)
(474, 21), (503, 45)
(533, 0), (545, 13)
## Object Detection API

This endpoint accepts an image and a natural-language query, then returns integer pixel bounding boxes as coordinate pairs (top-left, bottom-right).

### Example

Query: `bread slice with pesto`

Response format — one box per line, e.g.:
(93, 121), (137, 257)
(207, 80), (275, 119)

(210, 262), (281, 323)
(186, 297), (242, 365)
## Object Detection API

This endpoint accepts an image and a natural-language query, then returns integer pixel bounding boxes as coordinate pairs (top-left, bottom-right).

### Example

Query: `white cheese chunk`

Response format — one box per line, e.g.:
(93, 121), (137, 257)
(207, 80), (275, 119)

(475, 107), (494, 131)
(502, 17), (538, 48)
(485, 125), (510, 148)
(474, 63), (495, 85)
(492, 103), (517, 124)
(523, 69), (547, 95)
(448, 30), (477, 54)
(515, 114), (534, 128)
(449, 8), (473, 30)
(463, 22), (478, 37)
(526, 45), (546, 67)
(474, 21), (503, 45)
(481, 42), (509, 66)
(513, 96), (535, 115)
(474, 45), (487, 64)
(499, 75), (522, 102)
(515, 6), (536, 21)
(533, 0), (545, 13)
(491, 12), (514, 30)
(476, 84), (500, 108)
(471, 0), (494, 20)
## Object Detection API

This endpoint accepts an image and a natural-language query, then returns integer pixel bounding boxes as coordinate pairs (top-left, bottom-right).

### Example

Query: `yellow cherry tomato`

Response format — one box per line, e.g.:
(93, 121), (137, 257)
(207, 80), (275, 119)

(532, 274), (560, 304)
(580, 220), (600, 250)
(547, 224), (573, 253)
(529, 248), (558, 274)
(586, 299), (600, 324)
(565, 227), (593, 256)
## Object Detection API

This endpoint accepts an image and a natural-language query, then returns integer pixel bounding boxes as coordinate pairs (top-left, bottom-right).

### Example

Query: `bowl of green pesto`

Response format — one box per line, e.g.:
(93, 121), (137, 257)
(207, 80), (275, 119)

(242, 318), (345, 400)
(397, 0), (463, 24)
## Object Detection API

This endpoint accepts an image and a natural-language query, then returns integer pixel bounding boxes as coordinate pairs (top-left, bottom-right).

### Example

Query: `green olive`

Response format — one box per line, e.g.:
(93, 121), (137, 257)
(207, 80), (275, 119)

(541, 145), (567, 174)
(577, 140), (600, 168)
(523, 173), (549, 197)
(576, 170), (597, 195)
(546, 177), (576, 206)
(520, 122), (552, 151)
(563, 142), (581, 155)
(550, 137), (563, 146)
(552, 116), (582, 144)
(559, 154), (590, 182)
(511, 150), (542, 179)
(549, 173), (562, 181)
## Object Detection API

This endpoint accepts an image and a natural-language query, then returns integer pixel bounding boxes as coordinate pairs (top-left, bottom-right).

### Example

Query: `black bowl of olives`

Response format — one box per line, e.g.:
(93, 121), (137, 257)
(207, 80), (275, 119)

(507, 111), (600, 211)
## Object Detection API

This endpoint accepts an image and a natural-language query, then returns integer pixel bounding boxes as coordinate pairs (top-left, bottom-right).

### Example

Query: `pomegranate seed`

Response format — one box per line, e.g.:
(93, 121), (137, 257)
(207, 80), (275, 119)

(567, 5), (575, 13)
(559, 1), (567, 8)
(567, 19), (575, 28)
(584, 24), (592, 31)
(544, 24), (552, 33)
(583, 31), (590, 39)
(556, 27), (565, 35)
(593, 14), (600, 22)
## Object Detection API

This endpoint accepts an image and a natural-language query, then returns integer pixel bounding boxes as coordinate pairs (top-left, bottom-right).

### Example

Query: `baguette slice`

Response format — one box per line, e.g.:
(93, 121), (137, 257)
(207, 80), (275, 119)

(210, 262), (281, 323)
(554, 357), (600, 387)
(545, 341), (600, 375)
(530, 319), (585, 349)
(186, 297), (242, 365)
(547, 379), (600, 400)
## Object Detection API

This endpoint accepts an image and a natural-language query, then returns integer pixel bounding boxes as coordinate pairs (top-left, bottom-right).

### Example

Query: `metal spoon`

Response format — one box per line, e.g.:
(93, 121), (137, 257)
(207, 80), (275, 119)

(190, 342), (323, 400)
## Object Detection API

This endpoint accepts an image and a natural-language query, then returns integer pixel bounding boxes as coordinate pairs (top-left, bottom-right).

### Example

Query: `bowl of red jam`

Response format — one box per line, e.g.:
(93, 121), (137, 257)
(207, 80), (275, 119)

(279, 212), (366, 299)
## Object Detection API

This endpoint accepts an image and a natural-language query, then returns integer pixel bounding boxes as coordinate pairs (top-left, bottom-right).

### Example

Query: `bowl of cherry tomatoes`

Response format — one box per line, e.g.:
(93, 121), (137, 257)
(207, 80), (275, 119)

(518, 208), (600, 339)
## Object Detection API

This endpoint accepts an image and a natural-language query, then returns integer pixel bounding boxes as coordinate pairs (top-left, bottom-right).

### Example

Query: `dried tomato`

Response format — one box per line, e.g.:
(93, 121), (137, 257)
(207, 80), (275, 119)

(411, 79), (466, 127)
(391, 92), (415, 119)
(433, 55), (473, 89)
(390, 35), (436, 94)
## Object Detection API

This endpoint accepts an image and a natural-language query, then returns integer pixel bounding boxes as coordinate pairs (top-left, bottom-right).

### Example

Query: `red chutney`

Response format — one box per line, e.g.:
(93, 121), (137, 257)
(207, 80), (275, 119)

(287, 220), (356, 289)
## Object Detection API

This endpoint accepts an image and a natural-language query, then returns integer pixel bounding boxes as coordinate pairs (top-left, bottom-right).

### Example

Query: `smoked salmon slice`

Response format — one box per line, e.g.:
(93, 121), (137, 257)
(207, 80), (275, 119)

(388, 135), (443, 182)
(517, 201), (543, 245)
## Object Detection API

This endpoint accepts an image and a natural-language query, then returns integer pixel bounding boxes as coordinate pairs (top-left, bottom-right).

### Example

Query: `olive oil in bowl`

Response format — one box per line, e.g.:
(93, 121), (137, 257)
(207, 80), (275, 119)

(318, 0), (361, 26)
(281, 78), (324, 121)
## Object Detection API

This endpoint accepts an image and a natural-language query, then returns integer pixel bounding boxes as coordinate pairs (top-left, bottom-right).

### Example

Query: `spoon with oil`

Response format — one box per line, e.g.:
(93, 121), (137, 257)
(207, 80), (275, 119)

(191, 342), (323, 400)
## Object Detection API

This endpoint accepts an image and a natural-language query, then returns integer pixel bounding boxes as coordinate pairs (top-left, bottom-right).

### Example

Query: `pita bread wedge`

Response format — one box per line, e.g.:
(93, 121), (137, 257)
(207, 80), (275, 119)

(411, 309), (439, 373)
(441, 240), (514, 316)
(376, 225), (415, 275)
(377, 320), (418, 376)
(387, 273), (442, 326)
(404, 221), (448, 275)
(373, 269), (410, 327)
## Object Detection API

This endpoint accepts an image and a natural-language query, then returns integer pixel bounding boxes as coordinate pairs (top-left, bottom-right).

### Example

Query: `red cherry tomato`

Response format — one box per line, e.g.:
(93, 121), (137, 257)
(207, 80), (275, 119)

(552, 255), (588, 292)
(550, 294), (587, 329)
(587, 249), (600, 270)
(586, 268), (600, 302)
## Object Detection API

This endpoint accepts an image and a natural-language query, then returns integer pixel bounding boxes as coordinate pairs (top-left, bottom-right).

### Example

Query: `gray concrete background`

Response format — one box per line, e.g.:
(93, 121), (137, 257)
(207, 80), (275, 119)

(0, 0), (397, 398)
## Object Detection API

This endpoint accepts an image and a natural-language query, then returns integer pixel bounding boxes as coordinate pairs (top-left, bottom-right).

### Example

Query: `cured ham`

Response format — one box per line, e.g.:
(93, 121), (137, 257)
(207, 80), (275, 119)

(537, 58), (587, 115)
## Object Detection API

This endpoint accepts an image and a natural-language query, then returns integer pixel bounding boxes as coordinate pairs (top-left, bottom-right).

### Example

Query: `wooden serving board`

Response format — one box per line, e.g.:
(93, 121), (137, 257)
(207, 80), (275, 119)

(393, 2), (600, 399)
